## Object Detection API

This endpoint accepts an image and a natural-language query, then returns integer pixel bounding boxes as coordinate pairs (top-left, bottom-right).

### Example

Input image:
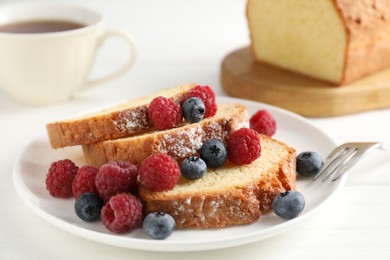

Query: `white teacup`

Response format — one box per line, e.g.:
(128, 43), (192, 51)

(0, 3), (136, 105)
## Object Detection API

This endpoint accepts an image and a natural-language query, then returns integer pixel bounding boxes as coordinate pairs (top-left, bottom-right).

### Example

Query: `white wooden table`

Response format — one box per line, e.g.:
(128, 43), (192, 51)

(1, 0), (389, 259)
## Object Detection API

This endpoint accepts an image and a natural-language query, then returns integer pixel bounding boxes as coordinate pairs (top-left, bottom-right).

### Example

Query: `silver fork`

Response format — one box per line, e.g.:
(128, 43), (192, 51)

(313, 142), (390, 182)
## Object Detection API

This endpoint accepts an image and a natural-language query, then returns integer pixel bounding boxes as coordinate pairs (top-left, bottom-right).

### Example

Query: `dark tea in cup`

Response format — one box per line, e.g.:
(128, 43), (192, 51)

(0, 20), (85, 33)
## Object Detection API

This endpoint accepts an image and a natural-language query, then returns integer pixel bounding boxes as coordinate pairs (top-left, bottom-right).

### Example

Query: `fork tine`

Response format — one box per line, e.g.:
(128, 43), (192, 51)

(325, 143), (351, 160)
(325, 148), (359, 181)
(331, 147), (373, 181)
(333, 143), (382, 181)
(317, 147), (358, 182)
(312, 142), (385, 183)
(312, 146), (351, 181)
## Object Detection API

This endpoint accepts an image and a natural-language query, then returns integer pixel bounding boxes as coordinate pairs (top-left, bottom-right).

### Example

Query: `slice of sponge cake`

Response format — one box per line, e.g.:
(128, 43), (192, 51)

(82, 103), (248, 167)
(139, 135), (297, 229)
(46, 83), (198, 148)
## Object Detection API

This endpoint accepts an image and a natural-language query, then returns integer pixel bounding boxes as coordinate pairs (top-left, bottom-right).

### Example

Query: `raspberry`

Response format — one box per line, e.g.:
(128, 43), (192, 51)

(148, 96), (182, 130)
(95, 161), (138, 202)
(184, 85), (217, 118)
(72, 165), (99, 199)
(250, 110), (276, 137)
(139, 153), (180, 191)
(226, 128), (261, 165)
(101, 193), (143, 233)
(45, 159), (79, 198)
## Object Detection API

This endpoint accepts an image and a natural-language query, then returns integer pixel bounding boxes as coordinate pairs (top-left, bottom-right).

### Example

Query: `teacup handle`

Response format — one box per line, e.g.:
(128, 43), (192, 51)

(83, 28), (137, 88)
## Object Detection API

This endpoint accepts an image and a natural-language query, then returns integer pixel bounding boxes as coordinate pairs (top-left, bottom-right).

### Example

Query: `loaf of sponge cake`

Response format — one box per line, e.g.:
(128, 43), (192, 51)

(247, 0), (390, 85)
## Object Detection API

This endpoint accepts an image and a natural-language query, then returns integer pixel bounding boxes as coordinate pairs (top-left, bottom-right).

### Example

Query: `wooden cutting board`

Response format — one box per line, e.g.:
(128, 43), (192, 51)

(220, 47), (390, 117)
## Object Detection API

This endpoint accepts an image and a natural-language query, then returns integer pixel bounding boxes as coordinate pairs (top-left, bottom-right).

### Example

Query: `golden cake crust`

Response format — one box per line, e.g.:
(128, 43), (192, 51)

(335, 0), (390, 83)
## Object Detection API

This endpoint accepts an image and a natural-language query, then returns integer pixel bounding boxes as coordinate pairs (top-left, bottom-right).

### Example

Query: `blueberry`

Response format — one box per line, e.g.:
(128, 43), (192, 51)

(199, 139), (227, 168)
(296, 151), (324, 177)
(143, 212), (176, 239)
(74, 192), (103, 222)
(272, 190), (305, 219)
(181, 156), (207, 180)
(182, 97), (205, 123)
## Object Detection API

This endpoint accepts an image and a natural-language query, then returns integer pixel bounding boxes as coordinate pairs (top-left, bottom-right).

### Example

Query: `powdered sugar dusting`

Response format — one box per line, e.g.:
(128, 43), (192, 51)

(158, 117), (245, 159)
(125, 121), (138, 129)
(168, 194), (256, 226)
(115, 107), (151, 133)
(209, 200), (223, 216)
(159, 126), (204, 158)
(237, 121), (249, 129)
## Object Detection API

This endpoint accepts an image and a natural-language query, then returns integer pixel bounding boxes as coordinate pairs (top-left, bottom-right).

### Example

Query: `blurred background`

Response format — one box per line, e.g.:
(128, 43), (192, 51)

(0, 0), (249, 107)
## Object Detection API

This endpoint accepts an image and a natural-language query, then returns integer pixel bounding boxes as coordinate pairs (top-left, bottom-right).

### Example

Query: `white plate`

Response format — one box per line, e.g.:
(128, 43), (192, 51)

(13, 96), (345, 252)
